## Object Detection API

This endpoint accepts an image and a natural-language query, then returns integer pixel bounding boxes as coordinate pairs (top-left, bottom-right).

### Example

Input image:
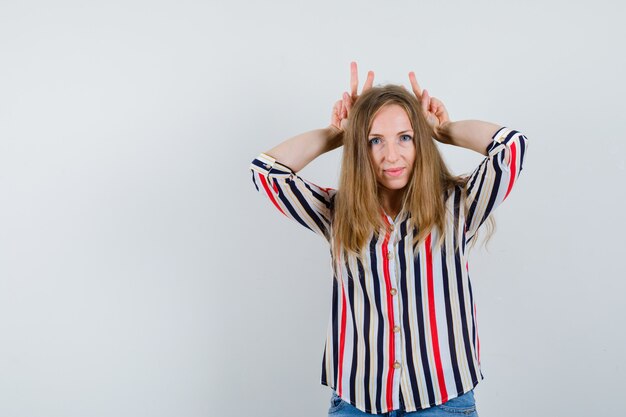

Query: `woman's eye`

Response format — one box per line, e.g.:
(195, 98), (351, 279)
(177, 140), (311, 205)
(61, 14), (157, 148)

(369, 137), (381, 146)
(400, 134), (413, 142)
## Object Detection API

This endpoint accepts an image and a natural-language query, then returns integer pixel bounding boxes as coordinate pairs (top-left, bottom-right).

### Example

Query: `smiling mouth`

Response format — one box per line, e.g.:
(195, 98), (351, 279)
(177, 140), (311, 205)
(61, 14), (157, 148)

(384, 168), (404, 177)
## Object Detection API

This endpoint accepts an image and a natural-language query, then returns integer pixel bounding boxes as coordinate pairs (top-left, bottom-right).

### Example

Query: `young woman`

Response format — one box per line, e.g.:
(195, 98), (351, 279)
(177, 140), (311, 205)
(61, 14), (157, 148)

(249, 63), (528, 416)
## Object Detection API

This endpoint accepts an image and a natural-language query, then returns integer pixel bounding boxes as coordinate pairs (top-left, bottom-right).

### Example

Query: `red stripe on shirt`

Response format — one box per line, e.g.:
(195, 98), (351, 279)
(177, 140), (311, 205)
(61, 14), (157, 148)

(426, 233), (448, 403)
(258, 174), (286, 216)
(504, 142), (518, 200)
(474, 303), (481, 364)
(336, 245), (348, 397)
(379, 215), (396, 410)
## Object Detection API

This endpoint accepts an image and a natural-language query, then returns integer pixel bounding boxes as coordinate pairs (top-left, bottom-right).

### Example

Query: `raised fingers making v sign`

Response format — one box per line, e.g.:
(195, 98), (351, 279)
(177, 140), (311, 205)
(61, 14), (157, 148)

(408, 71), (451, 141)
(331, 62), (375, 132)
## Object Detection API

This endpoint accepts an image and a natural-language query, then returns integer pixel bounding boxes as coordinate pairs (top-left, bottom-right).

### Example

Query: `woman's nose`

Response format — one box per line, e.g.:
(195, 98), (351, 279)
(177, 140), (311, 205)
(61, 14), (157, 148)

(385, 143), (399, 162)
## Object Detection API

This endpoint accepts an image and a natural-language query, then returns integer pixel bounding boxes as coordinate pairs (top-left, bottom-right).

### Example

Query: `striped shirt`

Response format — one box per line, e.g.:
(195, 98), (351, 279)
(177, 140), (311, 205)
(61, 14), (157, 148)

(249, 127), (528, 413)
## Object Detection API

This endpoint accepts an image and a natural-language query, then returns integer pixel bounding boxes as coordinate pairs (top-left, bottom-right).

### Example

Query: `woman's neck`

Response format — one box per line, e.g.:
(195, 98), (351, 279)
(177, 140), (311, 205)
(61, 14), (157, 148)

(380, 189), (405, 220)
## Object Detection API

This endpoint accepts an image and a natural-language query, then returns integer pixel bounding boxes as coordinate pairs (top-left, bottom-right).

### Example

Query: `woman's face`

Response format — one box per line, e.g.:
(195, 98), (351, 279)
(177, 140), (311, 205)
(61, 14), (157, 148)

(367, 104), (416, 197)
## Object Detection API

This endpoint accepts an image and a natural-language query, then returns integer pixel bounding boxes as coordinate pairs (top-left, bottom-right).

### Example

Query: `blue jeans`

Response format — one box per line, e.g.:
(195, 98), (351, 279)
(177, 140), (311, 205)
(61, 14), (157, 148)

(328, 391), (478, 417)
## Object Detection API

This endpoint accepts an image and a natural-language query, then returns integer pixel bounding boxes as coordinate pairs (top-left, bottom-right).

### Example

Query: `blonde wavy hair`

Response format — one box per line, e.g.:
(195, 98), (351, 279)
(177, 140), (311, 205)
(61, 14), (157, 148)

(332, 85), (468, 254)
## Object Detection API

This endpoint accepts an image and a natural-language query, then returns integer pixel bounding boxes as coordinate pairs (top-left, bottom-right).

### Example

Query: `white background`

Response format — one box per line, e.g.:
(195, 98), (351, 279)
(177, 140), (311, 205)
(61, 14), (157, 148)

(1, 1), (625, 416)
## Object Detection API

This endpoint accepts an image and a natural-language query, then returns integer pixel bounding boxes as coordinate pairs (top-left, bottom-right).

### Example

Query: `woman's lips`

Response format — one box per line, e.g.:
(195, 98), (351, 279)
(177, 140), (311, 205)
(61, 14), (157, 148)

(384, 168), (404, 177)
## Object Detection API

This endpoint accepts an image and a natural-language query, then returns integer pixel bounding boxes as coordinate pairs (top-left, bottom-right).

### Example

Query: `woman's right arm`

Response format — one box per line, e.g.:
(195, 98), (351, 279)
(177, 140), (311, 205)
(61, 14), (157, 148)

(249, 63), (374, 239)
(265, 62), (374, 172)
(263, 126), (343, 173)
(248, 106), (346, 239)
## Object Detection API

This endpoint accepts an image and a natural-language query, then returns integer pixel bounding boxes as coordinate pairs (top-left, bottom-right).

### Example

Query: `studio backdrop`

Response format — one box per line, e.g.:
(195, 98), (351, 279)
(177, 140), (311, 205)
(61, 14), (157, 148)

(0, 1), (624, 417)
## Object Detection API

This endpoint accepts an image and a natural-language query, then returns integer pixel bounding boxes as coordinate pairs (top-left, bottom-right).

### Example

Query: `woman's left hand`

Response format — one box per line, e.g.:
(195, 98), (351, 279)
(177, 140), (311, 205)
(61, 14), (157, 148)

(408, 72), (452, 143)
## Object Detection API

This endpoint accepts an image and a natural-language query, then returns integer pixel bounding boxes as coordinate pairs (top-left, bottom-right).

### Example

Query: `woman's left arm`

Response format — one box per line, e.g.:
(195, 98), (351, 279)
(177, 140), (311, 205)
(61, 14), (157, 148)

(434, 120), (501, 155)
(408, 72), (501, 155)
(408, 73), (528, 240)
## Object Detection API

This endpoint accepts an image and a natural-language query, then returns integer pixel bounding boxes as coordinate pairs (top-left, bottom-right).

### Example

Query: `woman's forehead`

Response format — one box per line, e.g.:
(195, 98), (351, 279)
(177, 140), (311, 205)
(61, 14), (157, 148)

(369, 104), (413, 134)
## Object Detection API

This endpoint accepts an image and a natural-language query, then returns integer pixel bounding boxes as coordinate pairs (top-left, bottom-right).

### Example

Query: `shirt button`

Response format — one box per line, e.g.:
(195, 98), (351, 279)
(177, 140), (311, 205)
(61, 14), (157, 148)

(388, 251), (394, 260)
(393, 362), (401, 369)
(393, 325), (401, 333)
(390, 288), (397, 296)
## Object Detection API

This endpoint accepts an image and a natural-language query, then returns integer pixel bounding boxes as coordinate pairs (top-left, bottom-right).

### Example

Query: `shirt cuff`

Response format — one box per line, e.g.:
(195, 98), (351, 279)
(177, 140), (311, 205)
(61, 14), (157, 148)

(486, 127), (519, 156)
(249, 153), (295, 177)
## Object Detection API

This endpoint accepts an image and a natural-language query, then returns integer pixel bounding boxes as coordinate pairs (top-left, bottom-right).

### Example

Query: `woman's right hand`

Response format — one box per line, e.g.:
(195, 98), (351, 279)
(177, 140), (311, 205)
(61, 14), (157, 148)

(330, 62), (375, 133)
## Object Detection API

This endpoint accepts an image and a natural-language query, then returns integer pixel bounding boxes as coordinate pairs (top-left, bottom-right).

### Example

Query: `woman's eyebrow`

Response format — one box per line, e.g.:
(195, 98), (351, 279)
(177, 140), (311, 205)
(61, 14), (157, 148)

(368, 129), (414, 137)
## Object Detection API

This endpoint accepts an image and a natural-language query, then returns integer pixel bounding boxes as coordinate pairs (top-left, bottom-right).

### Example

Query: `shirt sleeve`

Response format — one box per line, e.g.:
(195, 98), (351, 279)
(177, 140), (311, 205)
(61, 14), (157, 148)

(464, 127), (528, 242)
(249, 153), (335, 241)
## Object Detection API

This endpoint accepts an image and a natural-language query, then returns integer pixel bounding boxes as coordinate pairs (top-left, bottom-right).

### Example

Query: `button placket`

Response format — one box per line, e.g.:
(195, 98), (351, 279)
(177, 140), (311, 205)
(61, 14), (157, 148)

(388, 225), (404, 402)
(386, 229), (404, 408)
